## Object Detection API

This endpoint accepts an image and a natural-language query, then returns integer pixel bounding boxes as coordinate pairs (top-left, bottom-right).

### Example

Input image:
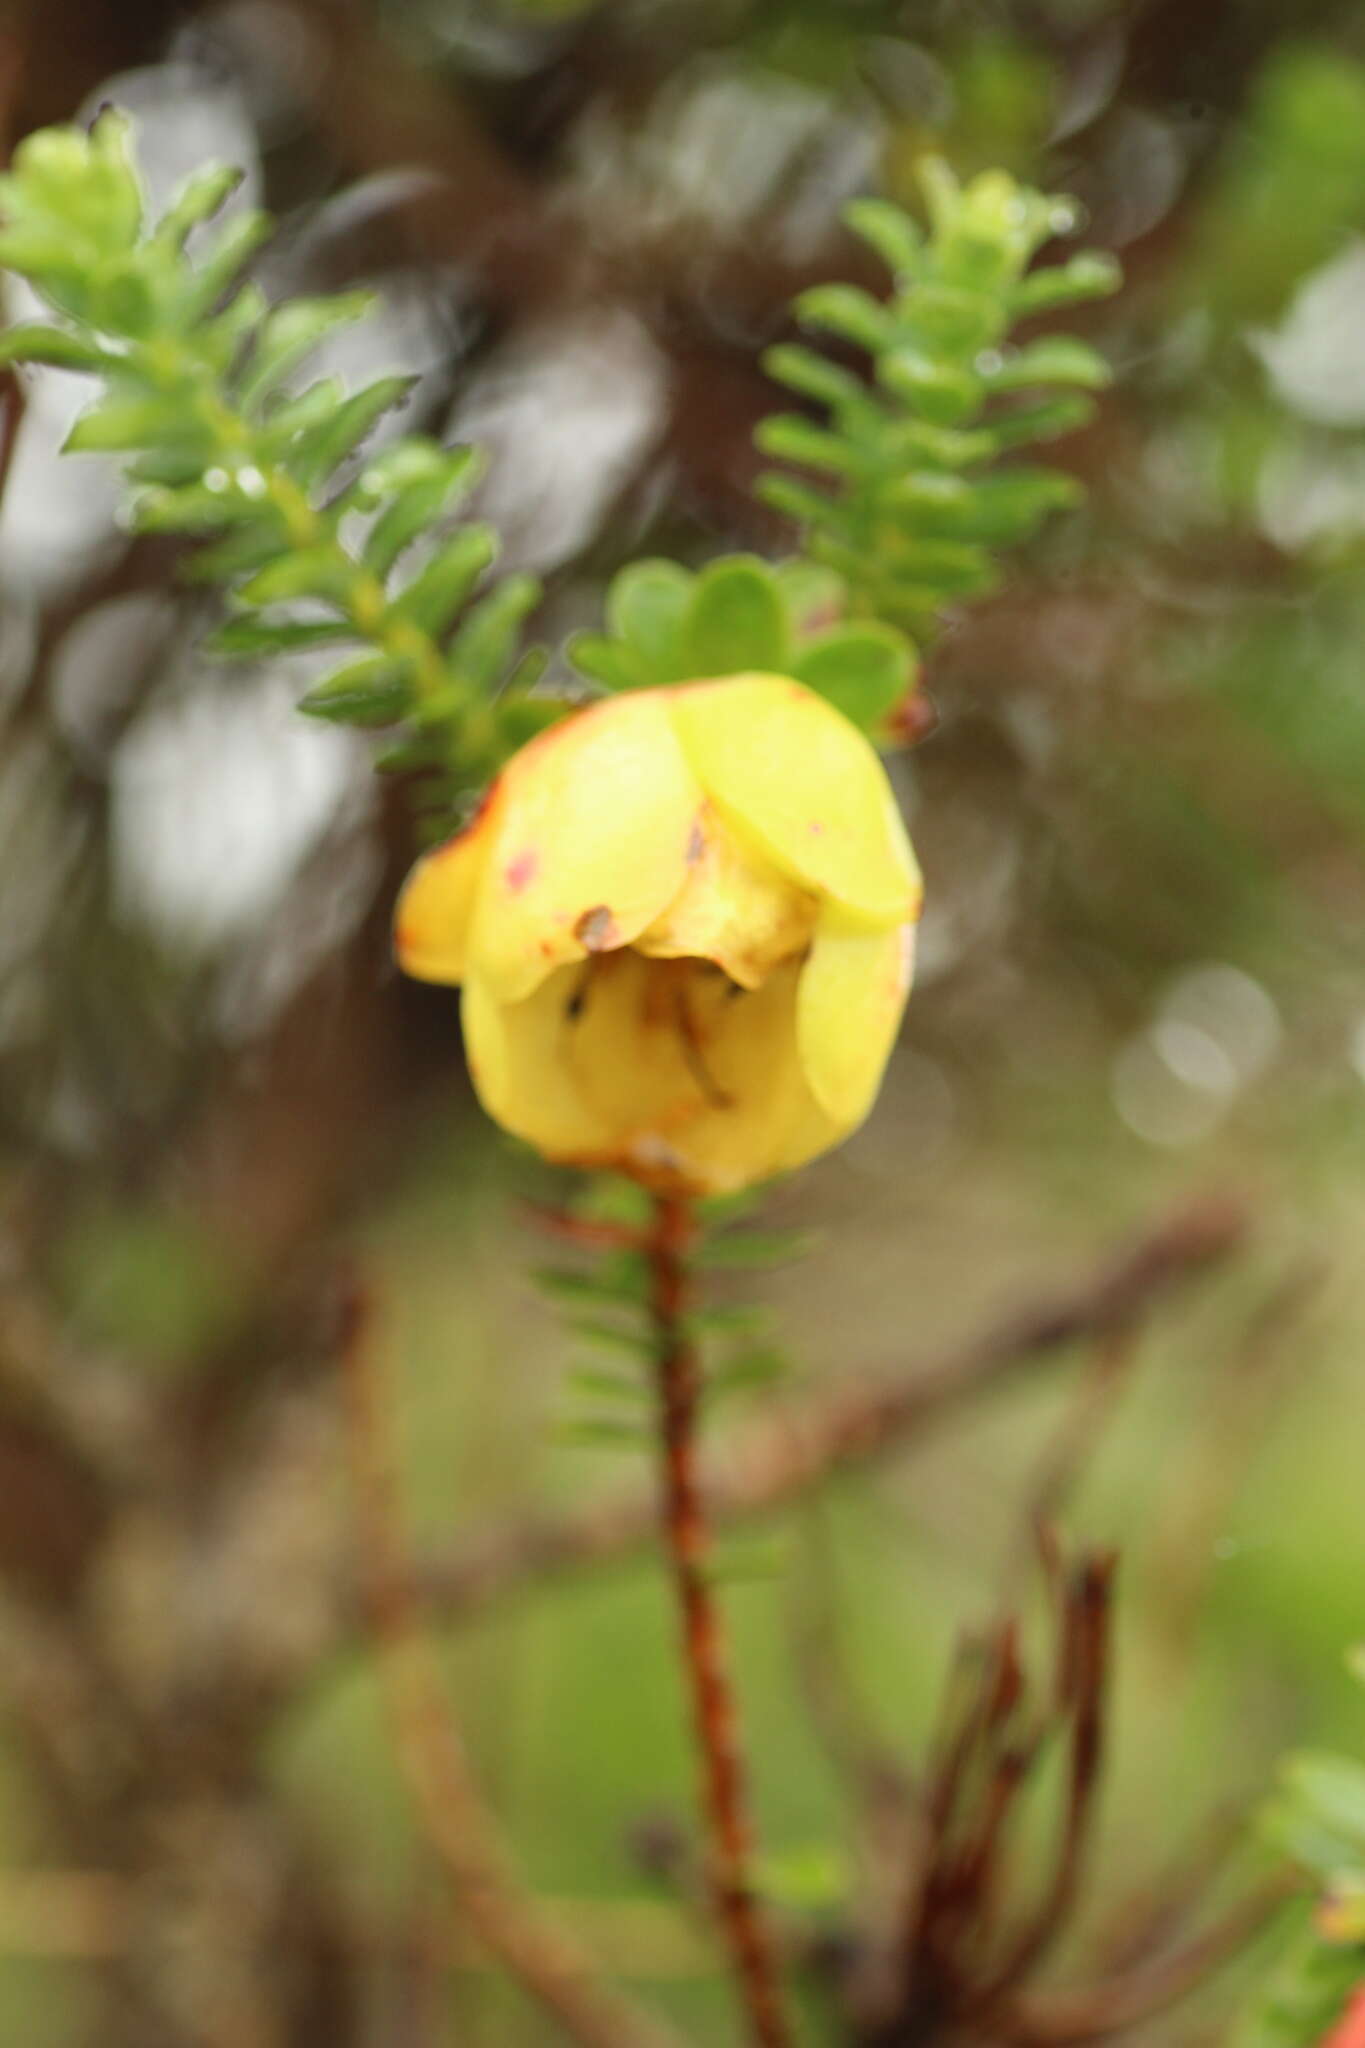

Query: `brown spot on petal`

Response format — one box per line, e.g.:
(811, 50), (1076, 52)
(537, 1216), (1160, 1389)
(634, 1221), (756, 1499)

(686, 817), (706, 865)
(574, 904), (618, 951)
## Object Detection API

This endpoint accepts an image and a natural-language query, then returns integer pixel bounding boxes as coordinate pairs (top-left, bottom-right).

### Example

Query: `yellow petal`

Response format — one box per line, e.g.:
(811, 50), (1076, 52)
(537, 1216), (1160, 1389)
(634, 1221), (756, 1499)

(462, 950), (846, 1194)
(393, 794), (497, 986)
(470, 693), (702, 1002)
(636, 804), (817, 989)
(671, 674), (921, 927)
(796, 915), (915, 1128)
(461, 968), (615, 1161)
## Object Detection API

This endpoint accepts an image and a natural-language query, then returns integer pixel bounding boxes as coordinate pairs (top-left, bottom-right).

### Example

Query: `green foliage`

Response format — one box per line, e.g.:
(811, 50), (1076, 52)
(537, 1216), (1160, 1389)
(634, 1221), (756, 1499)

(572, 162), (1119, 734)
(757, 161), (1119, 638)
(1239, 1650), (1365, 2045)
(571, 551), (920, 738)
(0, 110), (560, 831)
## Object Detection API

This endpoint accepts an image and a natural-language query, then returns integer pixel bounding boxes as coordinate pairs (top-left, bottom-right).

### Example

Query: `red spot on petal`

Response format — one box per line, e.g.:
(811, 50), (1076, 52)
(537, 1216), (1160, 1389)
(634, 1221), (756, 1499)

(807, 820), (826, 837)
(575, 904), (618, 952)
(686, 817), (707, 865)
(504, 849), (539, 893)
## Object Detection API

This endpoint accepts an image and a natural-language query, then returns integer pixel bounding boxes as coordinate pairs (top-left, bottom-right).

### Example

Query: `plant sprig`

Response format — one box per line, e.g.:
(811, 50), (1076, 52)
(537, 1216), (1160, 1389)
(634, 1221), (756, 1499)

(570, 161), (1120, 739)
(0, 110), (556, 830)
(758, 161), (1119, 637)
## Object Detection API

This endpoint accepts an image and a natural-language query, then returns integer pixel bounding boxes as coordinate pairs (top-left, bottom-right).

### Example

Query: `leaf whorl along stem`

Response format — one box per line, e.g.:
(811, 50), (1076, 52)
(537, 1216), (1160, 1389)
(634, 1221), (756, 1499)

(646, 1192), (793, 2048)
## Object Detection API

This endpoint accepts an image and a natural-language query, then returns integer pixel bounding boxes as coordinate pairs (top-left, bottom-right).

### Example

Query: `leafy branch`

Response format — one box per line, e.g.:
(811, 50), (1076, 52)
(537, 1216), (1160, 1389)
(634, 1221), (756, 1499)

(758, 162), (1119, 637)
(0, 110), (554, 831)
(570, 162), (1120, 740)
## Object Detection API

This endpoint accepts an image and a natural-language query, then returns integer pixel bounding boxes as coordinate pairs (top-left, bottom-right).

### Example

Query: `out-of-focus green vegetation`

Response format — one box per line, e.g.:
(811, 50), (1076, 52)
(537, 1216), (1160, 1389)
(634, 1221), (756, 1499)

(2, 2), (1365, 2044)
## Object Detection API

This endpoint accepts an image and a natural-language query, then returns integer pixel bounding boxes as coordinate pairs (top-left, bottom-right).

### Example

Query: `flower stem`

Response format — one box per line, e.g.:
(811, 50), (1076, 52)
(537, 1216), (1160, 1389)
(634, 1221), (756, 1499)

(646, 1192), (793, 2048)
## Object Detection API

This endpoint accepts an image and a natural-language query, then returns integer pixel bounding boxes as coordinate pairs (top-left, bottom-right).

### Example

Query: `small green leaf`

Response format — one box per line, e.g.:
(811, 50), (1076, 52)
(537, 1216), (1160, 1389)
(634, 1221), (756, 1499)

(1010, 252), (1122, 316)
(565, 1364), (650, 1404)
(605, 558), (695, 681)
(197, 283), (270, 376)
(153, 163), (247, 250)
(754, 413), (866, 478)
(126, 481), (261, 535)
(754, 472), (841, 532)
(255, 375), (348, 456)
(795, 283), (893, 353)
(63, 392), (205, 455)
(881, 535), (995, 597)
(979, 394), (1096, 451)
(239, 546), (353, 607)
(364, 448), (483, 578)
(298, 652), (412, 725)
(207, 616), (357, 657)
(568, 633), (650, 692)
(843, 197), (924, 280)
(683, 556), (791, 677)
(178, 208), (273, 322)
(794, 624), (915, 731)
(0, 324), (121, 372)
(184, 526), (293, 584)
(566, 1314), (654, 1357)
(292, 375), (419, 488)
(554, 1416), (650, 1448)
(763, 343), (883, 425)
(533, 1262), (647, 1308)
(238, 291), (376, 412)
(980, 336), (1110, 393)
(448, 573), (540, 690)
(392, 526), (498, 637)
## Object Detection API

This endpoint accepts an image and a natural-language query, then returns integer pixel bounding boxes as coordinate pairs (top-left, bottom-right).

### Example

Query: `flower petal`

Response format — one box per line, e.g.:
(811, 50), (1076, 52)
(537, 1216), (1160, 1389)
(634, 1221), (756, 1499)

(471, 694), (702, 1001)
(671, 674), (921, 926)
(796, 916), (915, 1127)
(636, 804), (817, 989)
(393, 795), (497, 987)
(461, 968), (614, 1160)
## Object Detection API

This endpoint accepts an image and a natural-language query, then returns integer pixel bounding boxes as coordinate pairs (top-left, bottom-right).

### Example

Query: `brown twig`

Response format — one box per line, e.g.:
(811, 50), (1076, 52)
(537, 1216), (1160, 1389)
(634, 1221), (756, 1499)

(337, 1274), (683, 2048)
(646, 1192), (792, 2048)
(395, 1198), (1245, 1642)
(971, 1553), (1117, 2013)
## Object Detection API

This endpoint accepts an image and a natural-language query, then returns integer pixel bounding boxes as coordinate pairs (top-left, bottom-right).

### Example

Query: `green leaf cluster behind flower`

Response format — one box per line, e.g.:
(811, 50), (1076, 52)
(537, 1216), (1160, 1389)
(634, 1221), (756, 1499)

(570, 552), (918, 738)
(0, 109), (556, 833)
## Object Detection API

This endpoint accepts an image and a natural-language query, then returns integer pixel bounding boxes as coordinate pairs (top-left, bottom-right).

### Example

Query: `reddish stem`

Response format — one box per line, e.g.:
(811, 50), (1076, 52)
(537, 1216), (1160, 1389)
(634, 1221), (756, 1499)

(646, 1192), (792, 2048)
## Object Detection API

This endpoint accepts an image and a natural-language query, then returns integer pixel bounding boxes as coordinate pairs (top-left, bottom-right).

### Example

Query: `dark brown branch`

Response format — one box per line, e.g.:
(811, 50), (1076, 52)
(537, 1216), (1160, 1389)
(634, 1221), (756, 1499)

(402, 1198), (1245, 1636)
(971, 1554), (1117, 2012)
(646, 1193), (792, 2048)
(337, 1276), (684, 2048)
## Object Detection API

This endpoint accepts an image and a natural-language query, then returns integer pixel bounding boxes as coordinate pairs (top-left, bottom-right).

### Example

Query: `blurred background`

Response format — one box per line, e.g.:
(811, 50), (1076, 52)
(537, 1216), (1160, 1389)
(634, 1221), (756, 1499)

(2, 0), (1365, 2042)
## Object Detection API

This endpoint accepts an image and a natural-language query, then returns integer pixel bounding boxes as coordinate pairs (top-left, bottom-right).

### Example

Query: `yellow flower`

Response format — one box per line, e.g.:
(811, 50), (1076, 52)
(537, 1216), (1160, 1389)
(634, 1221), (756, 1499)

(395, 674), (922, 1193)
